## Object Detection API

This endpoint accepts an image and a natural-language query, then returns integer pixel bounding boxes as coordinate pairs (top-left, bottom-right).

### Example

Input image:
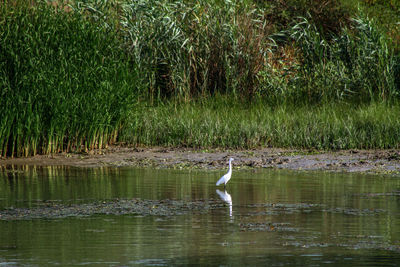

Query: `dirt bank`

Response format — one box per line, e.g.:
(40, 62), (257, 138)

(1, 147), (400, 175)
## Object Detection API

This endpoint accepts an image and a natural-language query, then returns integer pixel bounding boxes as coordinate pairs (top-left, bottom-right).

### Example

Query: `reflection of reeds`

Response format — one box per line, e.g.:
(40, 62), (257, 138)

(0, 164), (125, 209)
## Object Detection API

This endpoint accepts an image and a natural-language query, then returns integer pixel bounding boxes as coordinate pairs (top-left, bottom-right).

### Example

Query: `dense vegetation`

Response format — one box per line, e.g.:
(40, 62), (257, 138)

(120, 100), (400, 149)
(0, 1), (139, 156)
(1, 0), (399, 156)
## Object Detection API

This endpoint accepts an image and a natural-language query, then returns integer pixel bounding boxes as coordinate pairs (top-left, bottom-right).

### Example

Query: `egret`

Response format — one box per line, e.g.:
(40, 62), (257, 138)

(216, 157), (234, 188)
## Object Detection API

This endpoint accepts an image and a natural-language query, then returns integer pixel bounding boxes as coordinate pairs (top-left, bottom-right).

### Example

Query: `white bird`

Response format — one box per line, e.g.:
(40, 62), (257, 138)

(216, 157), (234, 188)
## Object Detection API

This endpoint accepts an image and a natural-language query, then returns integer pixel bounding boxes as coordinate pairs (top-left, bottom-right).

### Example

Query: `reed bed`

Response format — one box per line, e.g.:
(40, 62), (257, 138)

(1, 0), (399, 156)
(0, 1), (138, 157)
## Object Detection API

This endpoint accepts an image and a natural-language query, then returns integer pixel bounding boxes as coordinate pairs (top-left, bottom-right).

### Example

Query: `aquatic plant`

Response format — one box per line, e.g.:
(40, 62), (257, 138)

(0, 0), (138, 156)
(259, 12), (399, 104)
(1, 0), (400, 156)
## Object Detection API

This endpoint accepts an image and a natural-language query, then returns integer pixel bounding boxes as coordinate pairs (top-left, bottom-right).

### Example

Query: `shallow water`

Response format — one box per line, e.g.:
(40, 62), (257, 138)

(1, 166), (400, 266)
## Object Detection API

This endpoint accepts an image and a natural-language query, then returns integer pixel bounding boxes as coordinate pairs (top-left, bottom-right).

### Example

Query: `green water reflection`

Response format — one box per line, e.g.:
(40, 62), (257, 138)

(1, 165), (400, 265)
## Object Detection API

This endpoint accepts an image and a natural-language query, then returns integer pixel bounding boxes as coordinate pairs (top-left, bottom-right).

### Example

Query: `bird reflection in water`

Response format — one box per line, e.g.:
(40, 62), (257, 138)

(216, 189), (232, 217)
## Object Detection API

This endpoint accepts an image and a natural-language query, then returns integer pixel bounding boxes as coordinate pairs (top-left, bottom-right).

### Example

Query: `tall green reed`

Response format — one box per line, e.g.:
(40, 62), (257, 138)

(66, 0), (399, 103)
(0, 1), (138, 157)
(115, 0), (269, 100)
(261, 12), (399, 103)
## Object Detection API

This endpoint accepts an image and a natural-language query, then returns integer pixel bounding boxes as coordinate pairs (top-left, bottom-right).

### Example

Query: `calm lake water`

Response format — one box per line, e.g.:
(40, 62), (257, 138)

(1, 165), (400, 266)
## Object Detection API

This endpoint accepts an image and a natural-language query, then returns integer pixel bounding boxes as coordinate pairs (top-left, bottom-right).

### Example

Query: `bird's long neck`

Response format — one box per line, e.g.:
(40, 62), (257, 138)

(228, 160), (232, 173)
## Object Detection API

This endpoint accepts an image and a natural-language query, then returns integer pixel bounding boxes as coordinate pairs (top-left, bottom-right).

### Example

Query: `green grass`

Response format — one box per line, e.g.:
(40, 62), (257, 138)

(121, 99), (400, 150)
(1, 0), (400, 157)
(0, 1), (139, 157)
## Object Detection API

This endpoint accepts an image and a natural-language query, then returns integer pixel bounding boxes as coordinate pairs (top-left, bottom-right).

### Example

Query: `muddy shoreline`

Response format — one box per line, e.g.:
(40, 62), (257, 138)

(1, 146), (400, 175)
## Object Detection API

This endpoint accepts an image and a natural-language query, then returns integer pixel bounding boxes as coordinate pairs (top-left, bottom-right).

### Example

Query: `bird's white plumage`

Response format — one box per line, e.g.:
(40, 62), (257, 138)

(216, 158), (234, 186)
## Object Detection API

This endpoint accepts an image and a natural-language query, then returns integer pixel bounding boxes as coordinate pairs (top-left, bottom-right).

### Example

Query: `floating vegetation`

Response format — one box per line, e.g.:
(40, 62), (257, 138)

(323, 207), (386, 216)
(239, 222), (299, 232)
(0, 198), (217, 220)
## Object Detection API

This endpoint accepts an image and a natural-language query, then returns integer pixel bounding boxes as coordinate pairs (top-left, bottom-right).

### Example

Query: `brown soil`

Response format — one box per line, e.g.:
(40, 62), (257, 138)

(1, 146), (400, 174)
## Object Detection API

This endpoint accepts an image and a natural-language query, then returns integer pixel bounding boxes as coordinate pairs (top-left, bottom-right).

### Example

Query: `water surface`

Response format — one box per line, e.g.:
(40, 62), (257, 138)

(1, 166), (399, 266)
